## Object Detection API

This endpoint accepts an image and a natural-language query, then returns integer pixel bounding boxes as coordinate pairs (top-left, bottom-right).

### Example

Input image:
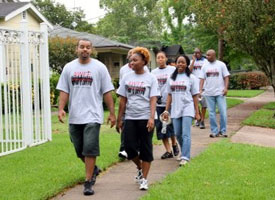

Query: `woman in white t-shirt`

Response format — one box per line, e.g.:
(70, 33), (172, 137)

(151, 51), (179, 159)
(163, 55), (200, 166)
(116, 47), (159, 190)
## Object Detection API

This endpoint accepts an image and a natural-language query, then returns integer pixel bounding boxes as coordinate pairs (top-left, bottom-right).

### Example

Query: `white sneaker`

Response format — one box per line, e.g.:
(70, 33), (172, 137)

(118, 150), (128, 158)
(179, 159), (188, 166)
(176, 156), (182, 161)
(135, 169), (143, 183)
(139, 178), (148, 190)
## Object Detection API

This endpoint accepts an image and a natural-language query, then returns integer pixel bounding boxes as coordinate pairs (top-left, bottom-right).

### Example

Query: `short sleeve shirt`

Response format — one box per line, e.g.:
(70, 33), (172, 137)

(56, 59), (114, 124)
(119, 64), (149, 85)
(117, 71), (160, 120)
(199, 60), (230, 96)
(167, 73), (199, 118)
(151, 65), (176, 107)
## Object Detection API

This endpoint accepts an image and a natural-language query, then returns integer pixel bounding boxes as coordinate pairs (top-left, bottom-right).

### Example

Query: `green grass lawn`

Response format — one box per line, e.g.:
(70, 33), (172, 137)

(243, 101), (275, 129)
(0, 114), (121, 200)
(0, 97), (244, 200)
(227, 89), (264, 98)
(141, 140), (275, 200)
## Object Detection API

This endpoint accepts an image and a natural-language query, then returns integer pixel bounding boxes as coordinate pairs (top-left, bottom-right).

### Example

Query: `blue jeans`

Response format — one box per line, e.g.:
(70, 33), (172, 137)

(205, 95), (227, 135)
(172, 117), (193, 161)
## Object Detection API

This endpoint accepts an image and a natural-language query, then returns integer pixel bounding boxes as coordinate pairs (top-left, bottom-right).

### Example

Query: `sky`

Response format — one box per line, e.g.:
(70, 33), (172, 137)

(21, 0), (106, 24)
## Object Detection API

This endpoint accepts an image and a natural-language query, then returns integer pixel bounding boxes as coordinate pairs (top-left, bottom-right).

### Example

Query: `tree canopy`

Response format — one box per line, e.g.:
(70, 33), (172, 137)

(191, 0), (275, 92)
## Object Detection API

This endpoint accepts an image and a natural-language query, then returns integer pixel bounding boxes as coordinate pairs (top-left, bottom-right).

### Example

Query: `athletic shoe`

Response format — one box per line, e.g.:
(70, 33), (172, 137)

(161, 151), (173, 159)
(209, 133), (218, 138)
(199, 121), (205, 129)
(179, 159), (188, 167)
(118, 150), (128, 159)
(218, 132), (228, 137)
(135, 169), (143, 183)
(83, 180), (94, 195)
(172, 144), (179, 156)
(195, 120), (200, 127)
(139, 178), (149, 190)
(176, 156), (182, 161)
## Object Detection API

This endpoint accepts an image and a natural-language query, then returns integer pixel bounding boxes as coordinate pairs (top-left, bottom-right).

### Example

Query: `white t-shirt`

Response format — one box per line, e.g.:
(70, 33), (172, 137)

(191, 57), (208, 79)
(167, 73), (199, 119)
(117, 71), (160, 120)
(199, 60), (230, 96)
(151, 65), (176, 107)
(119, 63), (149, 85)
(56, 59), (114, 124)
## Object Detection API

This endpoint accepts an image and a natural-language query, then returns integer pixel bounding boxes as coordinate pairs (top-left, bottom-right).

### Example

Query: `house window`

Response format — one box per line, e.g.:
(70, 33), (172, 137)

(22, 11), (27, 20)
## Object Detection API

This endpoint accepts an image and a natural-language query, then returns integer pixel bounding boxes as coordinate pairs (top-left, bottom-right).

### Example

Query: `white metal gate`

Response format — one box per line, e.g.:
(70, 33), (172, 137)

(0, 21), (52, 156)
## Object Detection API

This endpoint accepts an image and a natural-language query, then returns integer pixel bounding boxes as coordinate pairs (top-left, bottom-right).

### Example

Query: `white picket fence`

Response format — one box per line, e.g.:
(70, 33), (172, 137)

(0, 21), (52, 156)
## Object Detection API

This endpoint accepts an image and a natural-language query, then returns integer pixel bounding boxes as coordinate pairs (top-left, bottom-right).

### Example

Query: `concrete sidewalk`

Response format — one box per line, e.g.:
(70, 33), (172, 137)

(52, 88), (274, 200)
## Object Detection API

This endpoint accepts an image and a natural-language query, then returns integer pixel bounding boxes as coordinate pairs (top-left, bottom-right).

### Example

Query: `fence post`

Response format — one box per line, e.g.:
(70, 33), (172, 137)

(0, 31), (5, 143)
(20, 20), (33, 146)
(40, 23), (52, 141)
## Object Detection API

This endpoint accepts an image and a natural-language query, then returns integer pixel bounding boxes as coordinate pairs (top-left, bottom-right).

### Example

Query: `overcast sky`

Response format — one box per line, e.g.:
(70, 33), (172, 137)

(22, 0), (106, 24)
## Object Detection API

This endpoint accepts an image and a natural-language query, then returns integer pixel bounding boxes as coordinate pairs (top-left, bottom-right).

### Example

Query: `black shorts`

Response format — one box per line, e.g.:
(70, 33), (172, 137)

(69, 123), (100, 158)
(155, 107), (175, 140)
(124, 120), (154, 162)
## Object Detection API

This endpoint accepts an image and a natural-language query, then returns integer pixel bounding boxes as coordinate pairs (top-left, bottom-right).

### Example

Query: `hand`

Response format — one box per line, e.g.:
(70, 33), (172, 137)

(192, 54), (196, 61)
(107, 113), (116, 128)
(58, 109), (66, 123)
(146, 118), (155, 132)
(195, 113), (201, 121)
(116, 119), (123, 133)
(223, 88), (228, 96)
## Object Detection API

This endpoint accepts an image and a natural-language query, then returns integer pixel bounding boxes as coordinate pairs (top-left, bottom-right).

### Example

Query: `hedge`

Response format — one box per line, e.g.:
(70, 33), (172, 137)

(229, 71), (269, 89)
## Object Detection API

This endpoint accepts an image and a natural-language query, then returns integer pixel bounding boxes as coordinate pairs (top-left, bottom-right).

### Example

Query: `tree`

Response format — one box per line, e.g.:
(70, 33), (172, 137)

(96, 0), (163, 44)
(162, 0), (191, 45)
(32, 0), (95, 32)
(191, 0), (275, 93)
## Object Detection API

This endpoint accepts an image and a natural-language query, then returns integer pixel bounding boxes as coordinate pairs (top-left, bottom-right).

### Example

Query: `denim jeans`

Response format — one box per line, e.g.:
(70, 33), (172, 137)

(172, 116), (193, 161)
(205, 95), (227, 135)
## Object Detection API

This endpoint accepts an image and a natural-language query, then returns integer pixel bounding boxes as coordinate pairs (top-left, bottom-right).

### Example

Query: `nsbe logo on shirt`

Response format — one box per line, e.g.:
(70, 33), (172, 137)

(206, 69), (219, 77)
(156, 74), (169, 86)
(170, 81), (186, 92)
(126, 81), (146, 95)
(71, 71), (93, 86)
(193, 65), (202, 70)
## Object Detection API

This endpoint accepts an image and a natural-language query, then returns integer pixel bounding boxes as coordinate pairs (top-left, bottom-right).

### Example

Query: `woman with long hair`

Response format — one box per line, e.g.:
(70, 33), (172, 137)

(163, 55), (200, 166)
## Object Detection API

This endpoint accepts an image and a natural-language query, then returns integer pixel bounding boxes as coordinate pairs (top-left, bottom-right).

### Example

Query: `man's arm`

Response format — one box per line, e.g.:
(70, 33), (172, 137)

(58, 91), (69, 123)
(103, 91), (116, 128)
(223, 76), (229, 96)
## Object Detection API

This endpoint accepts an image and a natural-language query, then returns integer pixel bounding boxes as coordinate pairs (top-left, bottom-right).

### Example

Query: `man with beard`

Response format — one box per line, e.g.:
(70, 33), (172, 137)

(57, 38), (116, 195)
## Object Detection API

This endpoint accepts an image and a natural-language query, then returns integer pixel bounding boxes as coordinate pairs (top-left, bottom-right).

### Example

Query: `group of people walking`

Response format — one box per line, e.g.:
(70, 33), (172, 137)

(56, 38), (230, 195)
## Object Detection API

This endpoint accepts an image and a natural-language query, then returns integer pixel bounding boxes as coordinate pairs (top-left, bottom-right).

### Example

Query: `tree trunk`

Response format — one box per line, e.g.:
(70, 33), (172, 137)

(218, 38), (224, 61)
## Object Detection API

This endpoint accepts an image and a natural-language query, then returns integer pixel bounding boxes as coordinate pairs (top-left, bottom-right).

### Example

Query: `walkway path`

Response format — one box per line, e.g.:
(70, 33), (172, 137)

(52, 88), (274, 200)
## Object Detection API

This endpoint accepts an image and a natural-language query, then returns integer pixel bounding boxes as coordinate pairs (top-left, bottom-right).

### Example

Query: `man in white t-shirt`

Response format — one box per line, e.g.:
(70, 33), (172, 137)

(189, 48), (208, 129)
(199, 49), (230, 138)
(56, 39), (116, 196)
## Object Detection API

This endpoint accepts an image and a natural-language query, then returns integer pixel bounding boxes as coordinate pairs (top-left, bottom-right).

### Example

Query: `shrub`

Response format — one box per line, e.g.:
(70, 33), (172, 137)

(229, 71), (269, 89)
(50, 73), (60, 106)
(49, 36), (97, 74)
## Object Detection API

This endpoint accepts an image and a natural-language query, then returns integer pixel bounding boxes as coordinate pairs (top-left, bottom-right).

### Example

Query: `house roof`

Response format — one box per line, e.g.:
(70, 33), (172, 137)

(50, 25), (134, 49)
(162, 45), (185, 56)
(0, 2), (53, 29)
